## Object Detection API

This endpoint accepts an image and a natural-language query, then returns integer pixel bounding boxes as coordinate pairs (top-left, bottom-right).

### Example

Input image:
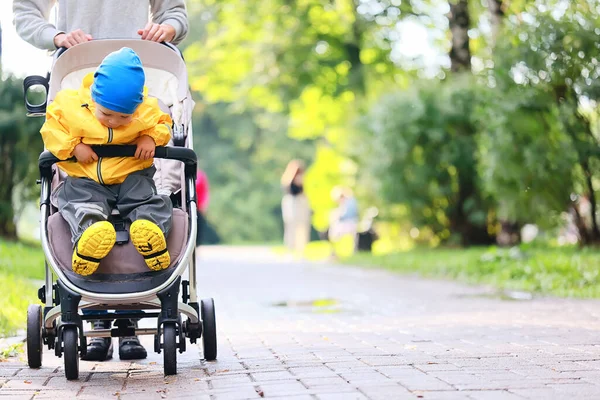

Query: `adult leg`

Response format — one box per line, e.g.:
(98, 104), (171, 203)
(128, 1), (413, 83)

(196, 212), (205, 247)
(81, 310), (113, 361)
(115, 168), (172, 358)
(114, 310), (147, 360)
(295, 195), (311, 254)
(56, 177), (118, 359)
(281, 195), (295, 251)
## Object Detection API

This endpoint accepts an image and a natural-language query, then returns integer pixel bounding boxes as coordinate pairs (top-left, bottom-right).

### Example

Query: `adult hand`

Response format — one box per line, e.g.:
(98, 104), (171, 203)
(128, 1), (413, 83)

(135, 135), (156, 160)
(73, 143), (98, 164)
(137, 22), (176, 43)
(54, 29), (92, 48)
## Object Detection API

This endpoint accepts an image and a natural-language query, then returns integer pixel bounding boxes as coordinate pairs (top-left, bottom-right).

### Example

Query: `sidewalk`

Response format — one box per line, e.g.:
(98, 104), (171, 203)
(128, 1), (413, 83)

(2, 246), (600, 399)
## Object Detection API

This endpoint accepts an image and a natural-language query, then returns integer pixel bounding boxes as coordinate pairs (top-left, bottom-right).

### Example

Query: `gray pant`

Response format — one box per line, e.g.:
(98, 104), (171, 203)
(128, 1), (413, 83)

(56, 167), (173, 243)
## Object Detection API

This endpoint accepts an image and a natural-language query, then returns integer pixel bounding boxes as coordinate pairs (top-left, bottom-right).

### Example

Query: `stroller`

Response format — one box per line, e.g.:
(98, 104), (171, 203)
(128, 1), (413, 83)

(22, 40), (216, 380)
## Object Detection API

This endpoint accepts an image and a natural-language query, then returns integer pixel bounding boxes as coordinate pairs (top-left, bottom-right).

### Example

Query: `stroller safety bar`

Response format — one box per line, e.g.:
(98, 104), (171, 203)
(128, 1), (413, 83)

(39, 145), (197, 178)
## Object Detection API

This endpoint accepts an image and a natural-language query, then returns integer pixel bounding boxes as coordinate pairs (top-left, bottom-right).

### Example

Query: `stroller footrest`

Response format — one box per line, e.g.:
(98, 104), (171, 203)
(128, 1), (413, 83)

(84, 328), (158, 338)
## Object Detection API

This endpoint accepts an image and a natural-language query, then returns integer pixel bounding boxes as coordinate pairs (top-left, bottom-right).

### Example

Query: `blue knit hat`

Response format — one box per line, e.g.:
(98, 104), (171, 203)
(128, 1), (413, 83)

(91, 48), (145, 114)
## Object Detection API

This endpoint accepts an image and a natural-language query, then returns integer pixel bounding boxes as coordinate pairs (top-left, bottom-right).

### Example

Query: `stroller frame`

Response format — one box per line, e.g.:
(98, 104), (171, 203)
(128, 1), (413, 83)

(24, 40), (217, 380)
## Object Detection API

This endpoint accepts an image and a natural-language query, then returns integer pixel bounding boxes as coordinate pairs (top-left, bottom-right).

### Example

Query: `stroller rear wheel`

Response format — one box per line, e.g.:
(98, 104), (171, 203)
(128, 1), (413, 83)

(26, 304), (43, 368)
(62, 326), (79, 380)
(201, 298), (217, 361)
(163, 323), (177, 376)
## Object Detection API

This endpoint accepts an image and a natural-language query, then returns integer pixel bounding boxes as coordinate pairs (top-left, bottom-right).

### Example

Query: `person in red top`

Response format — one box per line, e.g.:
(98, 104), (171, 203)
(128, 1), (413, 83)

(195, 169), (210, 246)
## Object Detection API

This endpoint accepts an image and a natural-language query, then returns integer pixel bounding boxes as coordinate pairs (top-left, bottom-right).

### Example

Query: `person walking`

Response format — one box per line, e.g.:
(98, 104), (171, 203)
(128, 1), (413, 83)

(280, 160), (311, 257)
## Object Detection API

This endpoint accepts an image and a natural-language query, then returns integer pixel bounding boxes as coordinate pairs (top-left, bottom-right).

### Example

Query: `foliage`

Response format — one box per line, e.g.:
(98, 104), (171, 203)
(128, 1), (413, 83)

(0, 240), (43, 337)
(359, 76), (495, 245)
(475, 84), (576, 226)
(347, 243), (600, 298)
(178, 0), (600, 247)
(193, 102), (315, 243)
(0, 74), (44, 239)
(480, 0), (600, 242)
(0, 343), (24, 360)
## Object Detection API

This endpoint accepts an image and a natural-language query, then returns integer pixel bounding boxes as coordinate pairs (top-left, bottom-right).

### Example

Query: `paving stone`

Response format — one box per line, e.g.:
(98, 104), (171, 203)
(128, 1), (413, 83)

(250, 370), (296, 382)
(357, 383), (414, 400)
(460, 390), (525, 400)
(256, 381), (309, 397)
(0, 388), (41, 397)
(316, 392), (369, 400)
(288, 367), (339, 378)
(300, 376), (348, 387)
(1, 378), (48, 390)
(209, 374), (253, 389)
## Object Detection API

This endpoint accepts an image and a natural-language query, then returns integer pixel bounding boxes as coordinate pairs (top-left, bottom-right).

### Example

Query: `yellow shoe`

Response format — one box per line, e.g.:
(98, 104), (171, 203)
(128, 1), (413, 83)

(72, 221), (116, 276)
(130, 219), (170, 271)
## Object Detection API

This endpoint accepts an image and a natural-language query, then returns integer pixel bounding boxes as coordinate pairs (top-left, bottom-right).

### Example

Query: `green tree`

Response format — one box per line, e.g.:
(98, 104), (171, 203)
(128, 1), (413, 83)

(0, 75), (44, 239)
(485, 0), (600, 244)
(360, 76), (497, 245)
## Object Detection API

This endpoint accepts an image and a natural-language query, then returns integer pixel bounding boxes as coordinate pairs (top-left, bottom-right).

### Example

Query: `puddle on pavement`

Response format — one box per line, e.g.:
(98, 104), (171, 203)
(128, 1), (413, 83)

(455, 290), (533, 301)
(271, 298), (359, 315)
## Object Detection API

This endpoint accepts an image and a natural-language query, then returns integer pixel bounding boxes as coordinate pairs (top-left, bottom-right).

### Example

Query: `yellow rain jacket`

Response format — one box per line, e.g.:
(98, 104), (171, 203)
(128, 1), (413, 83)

(40, 72), (172, 185)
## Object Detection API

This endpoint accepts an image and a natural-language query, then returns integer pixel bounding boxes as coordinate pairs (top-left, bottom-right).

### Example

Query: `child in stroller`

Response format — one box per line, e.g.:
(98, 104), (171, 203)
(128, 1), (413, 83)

(24, 39), (217, 380)
(41, 47), (173, 276)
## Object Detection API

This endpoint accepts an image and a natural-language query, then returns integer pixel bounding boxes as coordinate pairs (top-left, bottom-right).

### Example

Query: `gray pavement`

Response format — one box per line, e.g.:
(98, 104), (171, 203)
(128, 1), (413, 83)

(2, 246), (600, 399)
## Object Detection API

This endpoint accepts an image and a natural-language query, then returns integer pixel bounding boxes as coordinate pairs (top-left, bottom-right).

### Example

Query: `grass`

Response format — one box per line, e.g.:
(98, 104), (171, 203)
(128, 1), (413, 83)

(345, 242), (600, 298)
(0, 239), (45, 338)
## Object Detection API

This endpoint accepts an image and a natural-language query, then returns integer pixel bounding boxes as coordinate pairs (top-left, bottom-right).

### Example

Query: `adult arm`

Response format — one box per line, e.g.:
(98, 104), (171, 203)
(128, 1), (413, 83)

(13, 0), (59, 50)
(149, 0), (189, 45)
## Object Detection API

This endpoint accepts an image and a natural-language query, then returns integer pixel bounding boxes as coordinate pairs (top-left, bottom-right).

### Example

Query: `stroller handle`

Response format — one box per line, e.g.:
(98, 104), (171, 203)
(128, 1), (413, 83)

(39, 145), (197, 178)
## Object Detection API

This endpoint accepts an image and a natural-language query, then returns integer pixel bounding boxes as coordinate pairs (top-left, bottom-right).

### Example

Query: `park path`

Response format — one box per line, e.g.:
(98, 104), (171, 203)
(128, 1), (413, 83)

(2, 246), (600, 399)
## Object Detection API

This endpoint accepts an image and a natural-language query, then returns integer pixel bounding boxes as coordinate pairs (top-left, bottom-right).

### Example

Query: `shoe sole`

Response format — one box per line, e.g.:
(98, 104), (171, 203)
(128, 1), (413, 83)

(72, 221), (116, 276)
(130, 219), (170, 271)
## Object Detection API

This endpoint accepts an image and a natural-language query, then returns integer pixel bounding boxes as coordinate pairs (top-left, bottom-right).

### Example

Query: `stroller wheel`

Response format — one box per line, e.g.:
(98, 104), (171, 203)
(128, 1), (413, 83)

(201, 298), (217, 361)
(62, 326), (79, 380)
(163, 323), (177, 376)
(26, 304), (43, 368)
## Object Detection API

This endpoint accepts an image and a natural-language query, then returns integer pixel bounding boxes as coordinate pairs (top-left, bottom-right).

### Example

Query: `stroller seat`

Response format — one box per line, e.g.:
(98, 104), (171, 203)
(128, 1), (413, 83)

(25, 41), (216, 380)
(46, 208), (188, 294)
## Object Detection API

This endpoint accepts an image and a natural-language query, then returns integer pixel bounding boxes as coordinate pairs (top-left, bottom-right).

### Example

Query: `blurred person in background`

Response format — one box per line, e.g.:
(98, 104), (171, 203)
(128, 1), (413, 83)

(196, 169), (210, 246)
(329, 186), (360, 254)
(280, 160), (311, 257)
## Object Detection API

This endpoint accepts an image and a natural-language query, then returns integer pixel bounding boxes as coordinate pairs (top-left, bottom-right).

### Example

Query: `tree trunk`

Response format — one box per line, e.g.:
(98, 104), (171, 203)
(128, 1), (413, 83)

(581, 159), (600, 242)
(497, 220), (522, 246)
(0, 135), (17, 240)
(347, 2), (365, 94)
(486, 0), (504, 46)
(448, 0), (471, 72)
(450, 165), (496, 246)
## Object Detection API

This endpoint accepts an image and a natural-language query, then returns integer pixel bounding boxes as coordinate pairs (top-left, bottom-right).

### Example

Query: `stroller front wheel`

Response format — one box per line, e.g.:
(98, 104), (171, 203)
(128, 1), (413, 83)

(26, 304), (43, 368)
(163, 323), (177, 376)
(62, 326), (79, 380)
(201, 298), (217, 361)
